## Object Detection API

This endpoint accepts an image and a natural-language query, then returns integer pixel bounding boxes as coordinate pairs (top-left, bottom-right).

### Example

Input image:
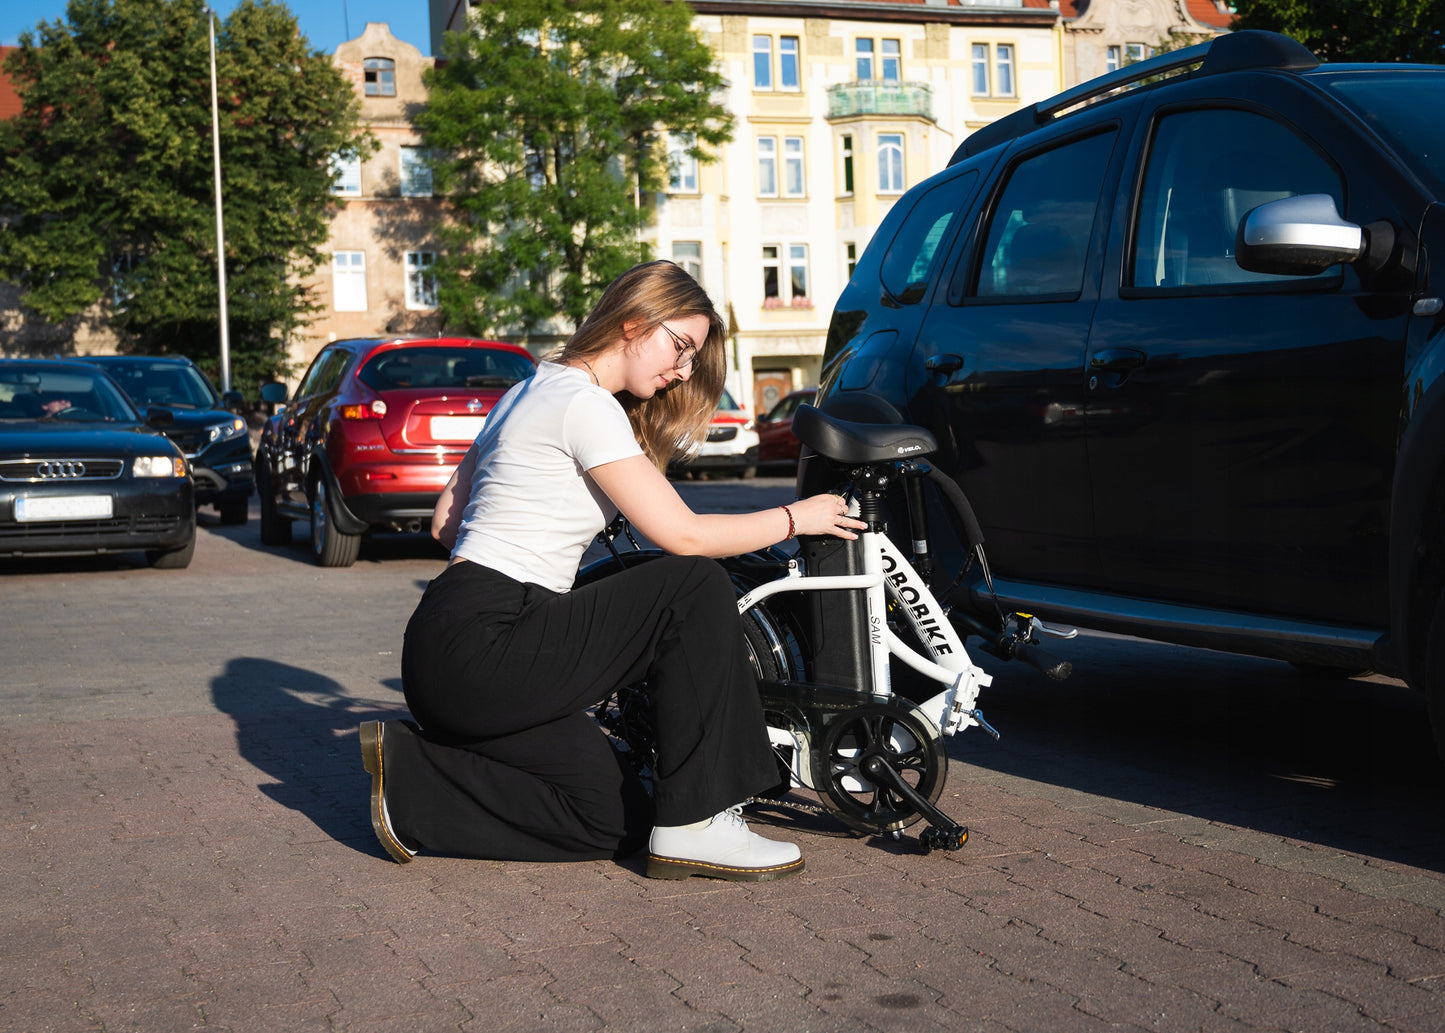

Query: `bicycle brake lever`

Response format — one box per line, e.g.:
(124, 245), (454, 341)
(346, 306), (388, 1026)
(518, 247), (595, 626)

(1016, 613), (1078, 640)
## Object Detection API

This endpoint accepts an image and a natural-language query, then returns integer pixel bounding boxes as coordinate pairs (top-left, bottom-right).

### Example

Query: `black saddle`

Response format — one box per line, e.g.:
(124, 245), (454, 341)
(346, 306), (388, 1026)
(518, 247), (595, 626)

(792, 404), (936, 465)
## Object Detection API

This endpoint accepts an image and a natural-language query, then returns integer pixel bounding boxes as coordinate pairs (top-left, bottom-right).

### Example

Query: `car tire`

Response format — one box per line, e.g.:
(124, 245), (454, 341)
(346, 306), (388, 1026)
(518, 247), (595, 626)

(739, 464), (758, 480)
(310, 479), (361, 568)
(1424, 592), (1445, 764)
(256, 466), (291, 546)
(146, 529), (196, 569)
(218, 498), (249, 526)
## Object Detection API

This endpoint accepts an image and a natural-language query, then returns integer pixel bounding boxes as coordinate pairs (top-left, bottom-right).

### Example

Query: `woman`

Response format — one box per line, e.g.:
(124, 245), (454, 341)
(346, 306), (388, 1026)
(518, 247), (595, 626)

(360, 260), (864, 882)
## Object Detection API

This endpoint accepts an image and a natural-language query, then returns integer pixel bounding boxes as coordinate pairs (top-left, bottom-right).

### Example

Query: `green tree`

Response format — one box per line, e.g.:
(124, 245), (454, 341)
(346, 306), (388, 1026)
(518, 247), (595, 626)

(1232, 0), (1445, 63)
(0, 0), (372, 388)
(418, 0), (733, 338)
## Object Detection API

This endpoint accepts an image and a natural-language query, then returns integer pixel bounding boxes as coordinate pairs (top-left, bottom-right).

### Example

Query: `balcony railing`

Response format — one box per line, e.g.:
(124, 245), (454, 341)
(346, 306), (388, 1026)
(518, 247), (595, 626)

(826, 81), (934, 121)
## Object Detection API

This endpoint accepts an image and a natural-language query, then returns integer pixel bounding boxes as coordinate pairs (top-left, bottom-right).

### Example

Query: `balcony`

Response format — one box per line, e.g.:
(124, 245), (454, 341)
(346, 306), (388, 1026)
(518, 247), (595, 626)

(826, 81), (934, 122)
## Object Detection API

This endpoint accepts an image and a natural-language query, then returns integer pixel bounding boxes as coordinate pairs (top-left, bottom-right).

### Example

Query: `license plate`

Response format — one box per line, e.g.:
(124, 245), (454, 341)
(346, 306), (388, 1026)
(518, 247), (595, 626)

(15, 494), (114, 522)
(430, 415), (485, 442)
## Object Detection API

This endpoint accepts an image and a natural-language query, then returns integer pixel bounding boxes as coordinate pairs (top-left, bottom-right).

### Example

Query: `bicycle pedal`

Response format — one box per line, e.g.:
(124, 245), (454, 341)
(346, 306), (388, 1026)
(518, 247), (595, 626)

(920, 824), (968, 853)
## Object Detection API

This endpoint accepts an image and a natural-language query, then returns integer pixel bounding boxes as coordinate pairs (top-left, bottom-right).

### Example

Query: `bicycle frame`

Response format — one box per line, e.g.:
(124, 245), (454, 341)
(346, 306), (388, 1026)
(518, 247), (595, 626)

(736, 523), (993, 742)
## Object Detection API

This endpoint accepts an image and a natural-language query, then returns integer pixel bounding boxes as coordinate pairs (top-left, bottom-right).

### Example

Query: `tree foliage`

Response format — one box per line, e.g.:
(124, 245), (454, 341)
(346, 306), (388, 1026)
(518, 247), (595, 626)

(418, 0), (733, 338)
(0, 0), (371, 387)
(1233, 0), (1445, 64)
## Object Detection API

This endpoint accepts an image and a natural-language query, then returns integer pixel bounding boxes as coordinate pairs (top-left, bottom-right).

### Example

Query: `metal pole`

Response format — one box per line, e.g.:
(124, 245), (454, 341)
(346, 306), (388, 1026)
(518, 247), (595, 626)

(206, 7), (232, 392)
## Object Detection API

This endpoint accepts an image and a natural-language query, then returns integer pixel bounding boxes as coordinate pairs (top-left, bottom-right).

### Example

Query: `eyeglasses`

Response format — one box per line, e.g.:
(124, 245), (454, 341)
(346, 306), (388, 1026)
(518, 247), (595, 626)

(660, 322), (698, 371)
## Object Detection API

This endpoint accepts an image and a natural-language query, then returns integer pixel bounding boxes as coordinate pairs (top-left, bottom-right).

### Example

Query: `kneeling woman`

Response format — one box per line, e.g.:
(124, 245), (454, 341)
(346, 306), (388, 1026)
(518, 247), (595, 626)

(361, 260), (864, 881)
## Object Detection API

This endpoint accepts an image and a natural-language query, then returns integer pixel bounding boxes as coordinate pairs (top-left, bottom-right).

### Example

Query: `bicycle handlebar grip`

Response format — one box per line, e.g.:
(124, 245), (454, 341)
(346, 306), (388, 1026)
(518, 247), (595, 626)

(1013, 639), (1073, 681)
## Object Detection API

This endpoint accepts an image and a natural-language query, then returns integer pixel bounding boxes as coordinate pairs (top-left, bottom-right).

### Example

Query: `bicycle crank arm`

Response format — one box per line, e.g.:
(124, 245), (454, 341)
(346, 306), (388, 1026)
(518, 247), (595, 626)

(858, 754), (968, 852)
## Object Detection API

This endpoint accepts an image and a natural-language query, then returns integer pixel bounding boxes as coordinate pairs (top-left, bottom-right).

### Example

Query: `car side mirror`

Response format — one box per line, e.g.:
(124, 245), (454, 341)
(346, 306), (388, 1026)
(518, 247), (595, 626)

(221, 389), (245, 412)
(145, 405), (175, 429)
(1235, 194), (1366, 275)
(259, 381), (289, 411)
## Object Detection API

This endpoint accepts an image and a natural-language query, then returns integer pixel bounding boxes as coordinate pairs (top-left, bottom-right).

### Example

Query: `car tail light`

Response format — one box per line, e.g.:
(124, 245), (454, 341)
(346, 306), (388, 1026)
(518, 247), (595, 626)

(340, 400), (387, 420)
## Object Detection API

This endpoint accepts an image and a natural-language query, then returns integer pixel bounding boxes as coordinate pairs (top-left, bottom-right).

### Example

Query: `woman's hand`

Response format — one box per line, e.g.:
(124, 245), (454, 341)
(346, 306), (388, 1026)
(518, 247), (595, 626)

(784, 492), (866, 540)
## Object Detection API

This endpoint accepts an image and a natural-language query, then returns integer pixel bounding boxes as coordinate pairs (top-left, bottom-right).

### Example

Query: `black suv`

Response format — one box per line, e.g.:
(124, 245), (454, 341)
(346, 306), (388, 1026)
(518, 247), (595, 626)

(805, 32), (1445, 757)
(87, 355), (253, 525)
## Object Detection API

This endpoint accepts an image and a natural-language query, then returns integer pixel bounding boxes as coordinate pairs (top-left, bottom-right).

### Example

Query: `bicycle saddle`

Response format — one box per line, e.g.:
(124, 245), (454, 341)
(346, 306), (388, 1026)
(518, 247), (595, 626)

(793, 404), (937, 464)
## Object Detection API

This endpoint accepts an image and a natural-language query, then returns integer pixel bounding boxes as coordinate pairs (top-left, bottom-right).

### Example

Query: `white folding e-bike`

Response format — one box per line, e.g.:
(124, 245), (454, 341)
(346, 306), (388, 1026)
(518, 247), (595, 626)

(587, 405), (1074, 853)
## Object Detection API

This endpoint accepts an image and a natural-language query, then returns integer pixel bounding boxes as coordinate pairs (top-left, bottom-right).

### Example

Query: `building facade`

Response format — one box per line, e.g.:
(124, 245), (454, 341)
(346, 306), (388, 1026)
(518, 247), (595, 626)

(1059, 0), (1233, 87)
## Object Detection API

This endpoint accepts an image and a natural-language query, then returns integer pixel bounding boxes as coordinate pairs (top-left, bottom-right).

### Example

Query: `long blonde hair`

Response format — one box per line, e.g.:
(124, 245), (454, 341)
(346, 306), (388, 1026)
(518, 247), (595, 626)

(554, 261), (727, 469)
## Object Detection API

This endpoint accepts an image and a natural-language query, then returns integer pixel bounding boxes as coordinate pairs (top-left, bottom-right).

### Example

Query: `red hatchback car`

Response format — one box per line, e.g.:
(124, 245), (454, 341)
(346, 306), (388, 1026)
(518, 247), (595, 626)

(255, 337), (535, 566)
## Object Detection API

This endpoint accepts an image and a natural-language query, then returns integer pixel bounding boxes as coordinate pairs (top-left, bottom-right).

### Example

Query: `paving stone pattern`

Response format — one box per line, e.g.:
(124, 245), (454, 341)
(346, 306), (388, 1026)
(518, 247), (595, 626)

(4, 702), (1443, 1033)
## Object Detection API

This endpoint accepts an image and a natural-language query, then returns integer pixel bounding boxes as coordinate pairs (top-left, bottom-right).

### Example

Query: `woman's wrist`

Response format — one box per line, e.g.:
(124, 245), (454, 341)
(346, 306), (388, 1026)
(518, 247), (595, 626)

(779, 504), (795, 540)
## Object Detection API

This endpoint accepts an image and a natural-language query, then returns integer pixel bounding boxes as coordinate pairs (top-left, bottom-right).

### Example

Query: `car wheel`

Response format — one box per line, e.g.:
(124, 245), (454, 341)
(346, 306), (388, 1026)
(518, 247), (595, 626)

(256, 465), (291, 546)
(1424, 592), (1445, 764)
(310, 479), (361, 568)
(739, 464), (757, 480)
(218, 498), (249, 526)
(146, 529), (196, 569)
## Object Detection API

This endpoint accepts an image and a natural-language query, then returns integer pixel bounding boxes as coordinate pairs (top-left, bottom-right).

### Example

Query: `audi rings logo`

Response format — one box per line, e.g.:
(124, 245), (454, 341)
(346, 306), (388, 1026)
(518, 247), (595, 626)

(37, 460), (86, 479)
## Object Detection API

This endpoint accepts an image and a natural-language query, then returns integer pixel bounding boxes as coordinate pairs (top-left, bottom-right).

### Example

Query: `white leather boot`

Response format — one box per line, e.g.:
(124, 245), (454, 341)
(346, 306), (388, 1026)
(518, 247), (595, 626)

(647, 806), (804, 882)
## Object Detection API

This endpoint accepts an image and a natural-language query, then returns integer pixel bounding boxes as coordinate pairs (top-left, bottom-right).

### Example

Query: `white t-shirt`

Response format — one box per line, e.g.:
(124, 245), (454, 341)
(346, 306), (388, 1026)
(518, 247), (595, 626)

(451, 361), (643, 592)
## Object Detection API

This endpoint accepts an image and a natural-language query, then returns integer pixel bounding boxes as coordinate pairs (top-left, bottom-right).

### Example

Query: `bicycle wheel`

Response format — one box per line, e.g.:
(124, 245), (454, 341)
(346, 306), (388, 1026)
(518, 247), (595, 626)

(811, 700), (947, 834)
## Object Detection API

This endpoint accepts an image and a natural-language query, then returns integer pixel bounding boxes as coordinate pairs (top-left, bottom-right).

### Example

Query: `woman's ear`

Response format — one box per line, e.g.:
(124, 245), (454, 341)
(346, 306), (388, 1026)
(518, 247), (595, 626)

(620, 319), (642, 341)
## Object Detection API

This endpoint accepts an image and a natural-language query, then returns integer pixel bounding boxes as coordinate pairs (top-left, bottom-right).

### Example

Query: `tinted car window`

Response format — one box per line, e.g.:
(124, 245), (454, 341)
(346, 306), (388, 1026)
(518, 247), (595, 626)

(102, 361), (218, 408)
(359, 346), (534, 391)
(297, 347), (351, 398)
(1321, 70), (1445, 194)
(972, 130), (1116, 299)
(0, 367), (138, 422)
(1131, 108), (1342, 289)
(879, 170), (977, 304)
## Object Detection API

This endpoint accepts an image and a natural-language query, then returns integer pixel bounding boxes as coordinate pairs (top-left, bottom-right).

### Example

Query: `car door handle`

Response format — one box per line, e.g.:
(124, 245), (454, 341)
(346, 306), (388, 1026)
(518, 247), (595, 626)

(925, 353), (966, 375)
(1089, 349), (1146, 373)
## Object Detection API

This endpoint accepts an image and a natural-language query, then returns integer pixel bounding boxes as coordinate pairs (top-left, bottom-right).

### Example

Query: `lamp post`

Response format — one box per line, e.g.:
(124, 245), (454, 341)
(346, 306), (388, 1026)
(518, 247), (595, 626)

(205, 6), (232, 393)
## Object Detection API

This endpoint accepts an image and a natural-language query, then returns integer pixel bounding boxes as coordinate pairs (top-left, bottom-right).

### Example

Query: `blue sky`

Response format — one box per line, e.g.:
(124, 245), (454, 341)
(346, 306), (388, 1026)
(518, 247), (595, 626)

(2, 0), (433, 55)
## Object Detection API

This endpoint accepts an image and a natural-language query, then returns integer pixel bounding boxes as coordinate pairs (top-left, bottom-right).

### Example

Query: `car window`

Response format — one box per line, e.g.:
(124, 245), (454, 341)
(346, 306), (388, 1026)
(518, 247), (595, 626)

(765, 394), (801, 421)
(879, 170), (977, 305)
(0, 367), (137, 422)
(971, 130), (1116, 299)
(296, 347), (351, 399)
(718, 387), (743, 413)
(1130, 108), (1342, 289)
(104, 362), (217, 409)
(1321, 69), (1445, 196)
(359, 346), (534, 391)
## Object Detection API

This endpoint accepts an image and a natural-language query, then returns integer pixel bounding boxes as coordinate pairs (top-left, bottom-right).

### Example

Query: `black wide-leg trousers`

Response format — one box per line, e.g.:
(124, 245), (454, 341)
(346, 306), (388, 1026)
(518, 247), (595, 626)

(387, 555), (779, 862)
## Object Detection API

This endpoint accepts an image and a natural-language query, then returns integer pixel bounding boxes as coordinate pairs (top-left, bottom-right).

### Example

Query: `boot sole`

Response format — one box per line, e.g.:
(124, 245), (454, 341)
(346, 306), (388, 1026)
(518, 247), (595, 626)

(359, 720), (416, 864)
(645, 853), (805, 882)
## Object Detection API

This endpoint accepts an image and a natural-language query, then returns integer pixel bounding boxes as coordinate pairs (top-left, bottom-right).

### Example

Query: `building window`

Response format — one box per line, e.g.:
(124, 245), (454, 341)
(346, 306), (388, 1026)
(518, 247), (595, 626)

(762, 244), (811, 308)
(1126, 42), (1151, 64)
(668, 135), (698, 192)
(996, 44), (1015, 97)
(881, 39), (901, 82)
(1106, 45), (1122, 72)
(405, 251), (437, 309)
(971, 43), (990, 95)
(779, 36), (800, 90)
(757, 136), (778, 197)
(400, 147), (432, 197)
(333, 252), (367, 312)
(364, 57), (395, 97)
(752, 35), (773, 89)
(784, 137), (805, 197)
(878, 133), (904, 194)
(330, 153), (361, 196)
(846, 242), (858, 279)
(672, 241), (703, 285)
(855, 39), (874, 81)
(841, 135), (854, 195)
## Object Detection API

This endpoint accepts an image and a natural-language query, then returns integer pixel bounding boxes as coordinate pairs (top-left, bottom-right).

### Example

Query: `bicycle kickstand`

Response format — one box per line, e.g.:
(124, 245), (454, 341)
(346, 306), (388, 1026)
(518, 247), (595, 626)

(858, 754), (969, 853)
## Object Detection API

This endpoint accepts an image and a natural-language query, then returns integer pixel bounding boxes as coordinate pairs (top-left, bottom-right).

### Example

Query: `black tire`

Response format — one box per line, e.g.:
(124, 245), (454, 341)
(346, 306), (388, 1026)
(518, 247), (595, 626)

(739, 464), (758, 480)
(218, 498), (249, 526)
(1425, 592), (1445, 764)
(310, 479), (361, 568)
(146, 528), (196, 569)
(256, 465), (291, 546)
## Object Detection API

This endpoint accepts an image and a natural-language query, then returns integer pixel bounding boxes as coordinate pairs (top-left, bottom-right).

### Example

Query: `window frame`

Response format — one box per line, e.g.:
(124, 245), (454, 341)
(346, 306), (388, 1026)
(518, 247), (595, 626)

(400, 147), (433, 198)
(757, 136), (779, 197)
(668, 135), (699, 193)
(331, 153), (361, 196)
(877, 132), (905, 194)
(881, 39), (901, 83)
(856, 38), (875, 81)
(404, 250), (437, 310)
(332, 251), (368, 312)
(783, 136), (806, 198)
(752, 35), (773, 90)
(779, 36), (801, 91)
(841, 135), (855, 195)
(364, 57), (396, 98)
(672, 241), (703, 285)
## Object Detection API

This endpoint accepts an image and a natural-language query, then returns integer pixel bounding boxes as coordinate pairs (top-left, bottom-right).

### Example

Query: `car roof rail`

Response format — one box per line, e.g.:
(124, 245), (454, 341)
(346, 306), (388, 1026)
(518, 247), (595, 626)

(949, 30), (1319, 165)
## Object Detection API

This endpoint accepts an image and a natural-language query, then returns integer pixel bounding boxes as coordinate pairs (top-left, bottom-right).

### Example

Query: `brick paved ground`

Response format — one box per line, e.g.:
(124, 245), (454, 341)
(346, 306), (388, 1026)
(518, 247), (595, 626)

(3, 505), (1444, 1032)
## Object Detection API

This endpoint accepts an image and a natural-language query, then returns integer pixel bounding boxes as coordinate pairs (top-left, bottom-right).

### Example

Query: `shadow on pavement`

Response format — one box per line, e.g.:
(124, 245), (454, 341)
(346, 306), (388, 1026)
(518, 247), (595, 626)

(950, 631), (1445, 873)
(210, 655), (408, 859)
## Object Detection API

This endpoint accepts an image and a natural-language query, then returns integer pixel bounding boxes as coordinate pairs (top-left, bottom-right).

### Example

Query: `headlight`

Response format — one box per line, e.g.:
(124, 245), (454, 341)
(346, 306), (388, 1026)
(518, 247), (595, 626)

(134, 455), (187, 478)
(208, 416), (248, 444)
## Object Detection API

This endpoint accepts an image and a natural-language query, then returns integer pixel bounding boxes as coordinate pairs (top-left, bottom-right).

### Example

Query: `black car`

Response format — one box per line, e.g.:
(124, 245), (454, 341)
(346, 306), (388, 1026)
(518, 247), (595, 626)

(0, 359), (196, 567)
(805, 31), (1445, 758)
(86, 355), (253, 524)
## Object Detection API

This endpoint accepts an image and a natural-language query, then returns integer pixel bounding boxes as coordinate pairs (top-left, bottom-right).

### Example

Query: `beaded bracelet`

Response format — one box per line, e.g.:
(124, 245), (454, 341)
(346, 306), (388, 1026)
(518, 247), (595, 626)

(779, 504), (795, 540)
